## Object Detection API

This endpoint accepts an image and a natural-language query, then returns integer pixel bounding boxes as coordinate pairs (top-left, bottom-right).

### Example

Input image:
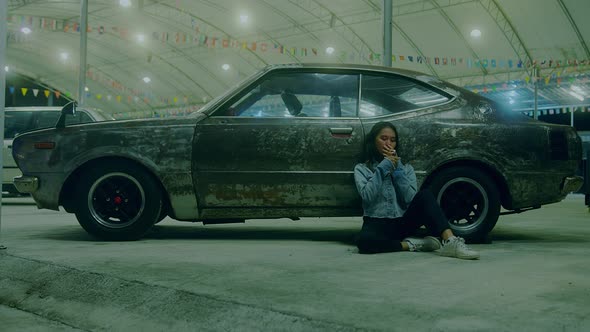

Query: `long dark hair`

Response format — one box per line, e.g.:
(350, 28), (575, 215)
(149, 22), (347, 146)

(359, 121), (399, 164)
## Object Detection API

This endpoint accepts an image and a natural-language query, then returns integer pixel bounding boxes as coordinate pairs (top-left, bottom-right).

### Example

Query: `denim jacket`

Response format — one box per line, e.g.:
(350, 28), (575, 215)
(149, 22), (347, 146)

(354, 158), (417, 219)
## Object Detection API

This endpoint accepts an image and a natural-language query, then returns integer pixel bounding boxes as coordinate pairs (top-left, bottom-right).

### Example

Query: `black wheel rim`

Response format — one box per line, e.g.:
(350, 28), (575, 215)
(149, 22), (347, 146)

(87, 172), (146, 229)
(436, 177), (489, 232)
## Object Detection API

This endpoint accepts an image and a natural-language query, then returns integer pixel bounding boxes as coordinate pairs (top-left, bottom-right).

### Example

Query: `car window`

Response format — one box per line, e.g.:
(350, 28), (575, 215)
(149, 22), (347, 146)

(219, 72), (359, 118)
(36, 111), (94, 129)
(4, 111), (34, 139)
(65, 111), (93, 125)
(36, 111), (61, 129)
(360, 74), (450, 117)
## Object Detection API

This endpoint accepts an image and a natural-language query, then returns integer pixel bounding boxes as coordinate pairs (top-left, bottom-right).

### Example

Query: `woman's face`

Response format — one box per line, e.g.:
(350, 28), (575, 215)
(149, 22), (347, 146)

(374, 127), (397, 155)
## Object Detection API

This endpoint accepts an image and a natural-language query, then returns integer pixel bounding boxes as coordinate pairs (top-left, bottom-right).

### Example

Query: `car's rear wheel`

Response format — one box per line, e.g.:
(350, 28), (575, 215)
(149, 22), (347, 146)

(427, 167), (500, 242)
(73, 161), (162, 240)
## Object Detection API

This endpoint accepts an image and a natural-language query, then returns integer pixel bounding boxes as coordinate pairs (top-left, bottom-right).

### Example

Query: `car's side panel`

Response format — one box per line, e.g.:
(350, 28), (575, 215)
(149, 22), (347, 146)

(12, 118), (202, 219)
(192, 116), (364, 218)
(361, 97), (580, 211)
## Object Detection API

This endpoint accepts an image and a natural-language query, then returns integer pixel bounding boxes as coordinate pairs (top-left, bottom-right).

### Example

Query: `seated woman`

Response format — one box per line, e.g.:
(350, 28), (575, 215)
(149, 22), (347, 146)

(354, 121), (479, 260)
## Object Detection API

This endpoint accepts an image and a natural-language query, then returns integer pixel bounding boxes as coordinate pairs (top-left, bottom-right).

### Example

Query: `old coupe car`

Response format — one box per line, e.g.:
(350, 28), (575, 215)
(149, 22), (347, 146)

(12, 63), (583, 241)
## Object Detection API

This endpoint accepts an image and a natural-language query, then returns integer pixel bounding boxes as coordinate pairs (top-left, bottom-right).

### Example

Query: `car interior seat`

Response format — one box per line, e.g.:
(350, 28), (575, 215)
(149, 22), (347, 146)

(329, 96), (341, 117)
(281, 91), (303, 116)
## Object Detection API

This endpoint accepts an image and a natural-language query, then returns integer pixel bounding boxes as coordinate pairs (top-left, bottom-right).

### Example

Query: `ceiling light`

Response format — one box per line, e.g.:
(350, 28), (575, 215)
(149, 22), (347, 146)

(326, 47), (335, 55)
(143, 77), (151, 83)
(222, 64), (230, 71)
(569, 91), (585, 102)
(21, 27), (32, 34)
(470, 29), (481, 38)
(240, 14), (249, 24)
(84, 86), (89, 92)
(60, 52), (69, 61)
(4, 66), (8, 72)
(137, 34), (145, 43)
(120, 0), (131, 7)
(561, 87), (584, 102)
(571, 85), (584, 94)
(509, 99), (515, 104)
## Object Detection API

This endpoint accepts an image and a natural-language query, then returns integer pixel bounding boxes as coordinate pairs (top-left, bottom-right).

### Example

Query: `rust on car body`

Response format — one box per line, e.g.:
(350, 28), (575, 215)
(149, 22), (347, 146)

(12, 63), (583, 241)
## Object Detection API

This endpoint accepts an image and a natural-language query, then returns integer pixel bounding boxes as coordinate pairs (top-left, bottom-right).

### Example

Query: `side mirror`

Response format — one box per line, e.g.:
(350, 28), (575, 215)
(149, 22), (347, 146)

(56, 101), (78, 128)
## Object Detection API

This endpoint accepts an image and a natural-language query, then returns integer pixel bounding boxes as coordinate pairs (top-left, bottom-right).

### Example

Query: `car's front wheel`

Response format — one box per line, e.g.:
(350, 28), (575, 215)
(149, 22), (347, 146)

(73, 161), (162, 240)
(427, 167), (501, 242)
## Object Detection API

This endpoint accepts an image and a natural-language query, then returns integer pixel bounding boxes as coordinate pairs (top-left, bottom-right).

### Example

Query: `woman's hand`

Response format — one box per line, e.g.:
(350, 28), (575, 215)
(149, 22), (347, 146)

(383, 145), (400, 167)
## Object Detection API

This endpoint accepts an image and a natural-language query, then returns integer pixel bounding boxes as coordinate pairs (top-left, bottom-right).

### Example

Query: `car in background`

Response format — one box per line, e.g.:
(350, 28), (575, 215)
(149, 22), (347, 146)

(3, 106), (114, 195)
(11, 64), (583, 241)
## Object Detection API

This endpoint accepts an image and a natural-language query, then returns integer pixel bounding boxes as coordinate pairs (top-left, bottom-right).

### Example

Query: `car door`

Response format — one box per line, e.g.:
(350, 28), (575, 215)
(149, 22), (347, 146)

(192, 71), (363, 216)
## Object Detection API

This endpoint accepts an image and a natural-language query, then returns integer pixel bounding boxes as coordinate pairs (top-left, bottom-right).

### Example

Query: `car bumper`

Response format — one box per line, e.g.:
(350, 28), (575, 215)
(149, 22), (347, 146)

(13, 175), (39, 194)
(562, 175), (583, 195)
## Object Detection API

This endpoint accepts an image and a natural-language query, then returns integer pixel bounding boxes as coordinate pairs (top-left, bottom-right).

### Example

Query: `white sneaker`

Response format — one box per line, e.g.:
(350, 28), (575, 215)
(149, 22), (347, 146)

(440, 236), (480, 260)
(403, 236), (441, 252)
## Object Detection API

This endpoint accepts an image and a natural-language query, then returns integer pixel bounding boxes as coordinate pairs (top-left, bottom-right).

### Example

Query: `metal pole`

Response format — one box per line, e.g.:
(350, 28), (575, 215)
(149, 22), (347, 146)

(382, 0), (392, 67)
(0, 0), (7, 250)
(533, 66), (538, 120)
(571, 107), (575, 127)
(78, 0), (88, 106)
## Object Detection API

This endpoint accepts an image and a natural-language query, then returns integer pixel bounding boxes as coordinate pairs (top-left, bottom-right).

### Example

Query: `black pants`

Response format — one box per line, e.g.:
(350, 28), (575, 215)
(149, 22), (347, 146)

(357, 190), (449, 254)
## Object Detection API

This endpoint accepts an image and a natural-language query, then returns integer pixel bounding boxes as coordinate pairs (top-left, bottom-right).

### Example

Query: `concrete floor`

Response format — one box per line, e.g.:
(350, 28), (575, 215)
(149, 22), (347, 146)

(0, 195), (589, 331)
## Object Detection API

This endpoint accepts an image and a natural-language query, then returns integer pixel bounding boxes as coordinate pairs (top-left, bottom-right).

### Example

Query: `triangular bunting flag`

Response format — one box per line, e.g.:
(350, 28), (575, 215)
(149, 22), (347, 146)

(33, 89), (39, 97)
(44, 90), (50, 98)
(21, 88), (28, 96)
(116, 95), (122, 102)
(55, 91), (61, 99)
(9, 86), (15, 94)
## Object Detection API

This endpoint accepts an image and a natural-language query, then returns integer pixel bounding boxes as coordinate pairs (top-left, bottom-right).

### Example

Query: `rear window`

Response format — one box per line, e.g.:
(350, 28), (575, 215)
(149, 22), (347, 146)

(360, 74), (451, 117)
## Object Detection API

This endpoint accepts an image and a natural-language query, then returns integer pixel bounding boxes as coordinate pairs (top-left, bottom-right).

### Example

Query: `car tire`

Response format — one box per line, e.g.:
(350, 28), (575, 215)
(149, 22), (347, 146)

(73, 161), (162, 240)
(427, 167), (500, 243)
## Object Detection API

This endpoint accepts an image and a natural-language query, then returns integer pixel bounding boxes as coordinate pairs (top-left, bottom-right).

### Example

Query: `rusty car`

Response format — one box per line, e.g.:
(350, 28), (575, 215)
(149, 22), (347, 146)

(12, 63), (583, 241)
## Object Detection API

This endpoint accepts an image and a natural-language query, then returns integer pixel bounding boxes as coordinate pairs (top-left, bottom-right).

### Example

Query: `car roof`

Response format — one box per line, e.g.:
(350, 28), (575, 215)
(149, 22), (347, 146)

(263, 63), (430, 79)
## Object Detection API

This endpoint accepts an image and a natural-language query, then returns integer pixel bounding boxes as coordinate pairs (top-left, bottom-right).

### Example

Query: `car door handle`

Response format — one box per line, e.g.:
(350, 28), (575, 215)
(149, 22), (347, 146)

(329, 127), (353, 136)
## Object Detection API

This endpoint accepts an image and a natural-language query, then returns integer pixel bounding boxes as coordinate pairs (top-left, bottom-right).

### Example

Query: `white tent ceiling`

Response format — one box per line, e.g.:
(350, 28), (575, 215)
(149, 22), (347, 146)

(6, 0), (590, 116)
